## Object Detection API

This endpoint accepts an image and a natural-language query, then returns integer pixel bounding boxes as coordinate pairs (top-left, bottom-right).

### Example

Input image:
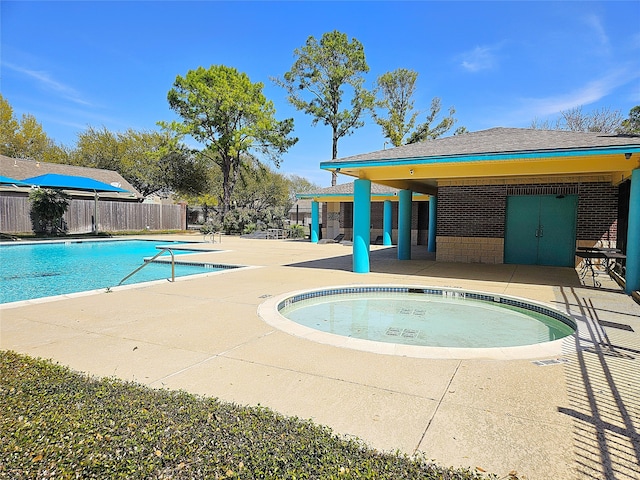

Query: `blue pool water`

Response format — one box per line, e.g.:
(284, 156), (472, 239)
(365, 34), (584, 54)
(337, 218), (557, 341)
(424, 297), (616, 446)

(277, 287), (576, 348)
(1, 240), (227, 304)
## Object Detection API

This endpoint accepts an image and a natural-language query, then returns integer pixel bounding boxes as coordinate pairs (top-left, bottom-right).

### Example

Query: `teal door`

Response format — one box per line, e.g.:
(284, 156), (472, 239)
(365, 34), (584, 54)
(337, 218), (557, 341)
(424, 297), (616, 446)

(504, 195), (577, 267)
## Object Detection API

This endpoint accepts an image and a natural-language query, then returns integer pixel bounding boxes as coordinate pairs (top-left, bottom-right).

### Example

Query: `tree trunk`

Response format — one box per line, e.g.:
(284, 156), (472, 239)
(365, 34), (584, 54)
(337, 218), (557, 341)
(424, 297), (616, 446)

(331, 130), (338, 186)
(221, 158), (232, 216)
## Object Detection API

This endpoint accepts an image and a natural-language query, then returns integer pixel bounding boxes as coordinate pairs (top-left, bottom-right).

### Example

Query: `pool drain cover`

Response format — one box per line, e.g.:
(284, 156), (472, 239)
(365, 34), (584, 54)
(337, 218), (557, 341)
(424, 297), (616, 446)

(531, 358), (568, 366)
(386, 328), (419, 338)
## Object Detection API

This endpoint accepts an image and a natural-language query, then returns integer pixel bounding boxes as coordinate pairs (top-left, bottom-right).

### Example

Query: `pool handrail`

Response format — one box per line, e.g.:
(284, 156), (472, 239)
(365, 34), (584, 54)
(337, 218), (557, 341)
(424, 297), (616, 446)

(117, 247), (175, 286)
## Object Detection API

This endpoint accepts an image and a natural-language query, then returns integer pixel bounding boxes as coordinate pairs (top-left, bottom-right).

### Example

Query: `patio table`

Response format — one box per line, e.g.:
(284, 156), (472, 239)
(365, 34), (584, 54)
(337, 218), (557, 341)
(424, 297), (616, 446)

(575, 247), (626, 287)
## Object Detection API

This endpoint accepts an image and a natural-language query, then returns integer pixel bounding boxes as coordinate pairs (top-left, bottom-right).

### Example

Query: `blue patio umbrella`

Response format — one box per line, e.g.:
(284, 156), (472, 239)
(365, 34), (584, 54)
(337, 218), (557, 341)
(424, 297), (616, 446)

(22, 173), (131, 233)
(0, 175), (30, 186)
(21, 173), (129, 192)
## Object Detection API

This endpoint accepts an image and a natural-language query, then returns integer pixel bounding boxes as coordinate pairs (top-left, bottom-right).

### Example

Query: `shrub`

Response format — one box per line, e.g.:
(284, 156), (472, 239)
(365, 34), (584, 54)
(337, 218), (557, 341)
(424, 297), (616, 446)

(289, 224), (305, 238)
(28, 188), (69, 235)
(199, 219), (221, 235)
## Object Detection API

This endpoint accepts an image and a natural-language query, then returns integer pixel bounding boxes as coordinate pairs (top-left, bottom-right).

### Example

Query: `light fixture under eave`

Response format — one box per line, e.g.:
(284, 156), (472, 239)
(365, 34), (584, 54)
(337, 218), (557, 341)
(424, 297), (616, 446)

(625, 152), (632, 160)
(409, 169), (414, 175)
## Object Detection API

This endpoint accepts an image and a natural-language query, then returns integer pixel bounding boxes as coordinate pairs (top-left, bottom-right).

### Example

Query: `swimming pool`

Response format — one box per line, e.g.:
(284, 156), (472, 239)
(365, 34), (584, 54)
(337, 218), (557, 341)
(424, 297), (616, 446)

(259, 285), (577, 358)
(0, 239), (234, 304)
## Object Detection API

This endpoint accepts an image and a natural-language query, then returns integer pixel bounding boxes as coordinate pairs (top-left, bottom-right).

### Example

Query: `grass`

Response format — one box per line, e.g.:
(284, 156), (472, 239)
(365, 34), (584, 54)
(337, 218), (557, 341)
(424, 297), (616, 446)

(0, 351), (499, 479)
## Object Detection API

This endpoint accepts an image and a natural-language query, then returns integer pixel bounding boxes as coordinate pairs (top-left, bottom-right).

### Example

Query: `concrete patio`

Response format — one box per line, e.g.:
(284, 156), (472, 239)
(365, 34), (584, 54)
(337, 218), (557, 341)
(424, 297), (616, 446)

(1, 235), (639, 479)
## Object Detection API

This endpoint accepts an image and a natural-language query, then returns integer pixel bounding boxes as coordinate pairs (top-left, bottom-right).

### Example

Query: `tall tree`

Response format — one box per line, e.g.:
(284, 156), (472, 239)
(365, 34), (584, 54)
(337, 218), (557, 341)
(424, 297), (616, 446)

(72, 126), (124, 171)
(287, 174), (320, 196)
(406, 97), (458, 144)
(562, 106), (623, 133)
(619, 105), (640, 134)
(155, 147), (210, 197)
(371, 69), (460, 146)
(234, 158), (291, 212)
(167, 65), (297, 214)
(0, 94), (20, 156)
(275, 30), (372, 185)
(73, 126), (207, 197)
(371, 69), (419, 147)
(0, 94), (52, 160)
(530, 106), (624, 133)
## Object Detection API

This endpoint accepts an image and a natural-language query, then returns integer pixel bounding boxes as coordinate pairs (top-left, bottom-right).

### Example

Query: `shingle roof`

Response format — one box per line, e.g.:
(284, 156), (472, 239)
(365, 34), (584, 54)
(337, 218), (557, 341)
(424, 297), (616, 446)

(0, 155), (141, 198)
(308, 182), (399, 195)
(326, 127), (640, 164)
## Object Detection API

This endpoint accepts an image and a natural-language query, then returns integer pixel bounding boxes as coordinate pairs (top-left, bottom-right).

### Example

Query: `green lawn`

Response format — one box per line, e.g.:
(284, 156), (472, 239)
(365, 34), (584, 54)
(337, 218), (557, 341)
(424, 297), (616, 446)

(1, 351), (496, 479)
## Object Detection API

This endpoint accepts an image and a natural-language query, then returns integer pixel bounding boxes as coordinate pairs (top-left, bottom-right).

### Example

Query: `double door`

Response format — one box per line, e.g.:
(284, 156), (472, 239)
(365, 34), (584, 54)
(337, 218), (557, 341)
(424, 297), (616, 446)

(504, 195), (577, 267)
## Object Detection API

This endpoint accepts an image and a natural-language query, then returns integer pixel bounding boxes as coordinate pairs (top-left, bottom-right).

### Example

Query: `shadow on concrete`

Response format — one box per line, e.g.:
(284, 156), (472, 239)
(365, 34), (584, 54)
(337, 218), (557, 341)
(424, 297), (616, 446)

(285, 245), (588, 288)
(556, 286), (640, 480)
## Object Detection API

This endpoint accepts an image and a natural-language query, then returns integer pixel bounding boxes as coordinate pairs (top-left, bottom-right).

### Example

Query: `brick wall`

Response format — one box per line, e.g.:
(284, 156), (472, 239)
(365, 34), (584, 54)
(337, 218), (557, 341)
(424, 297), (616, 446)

(437, 181), (618, 243)
(437, 185), (506, 237)
(434, 180), (618, 263)
(576, 182), (618, 243)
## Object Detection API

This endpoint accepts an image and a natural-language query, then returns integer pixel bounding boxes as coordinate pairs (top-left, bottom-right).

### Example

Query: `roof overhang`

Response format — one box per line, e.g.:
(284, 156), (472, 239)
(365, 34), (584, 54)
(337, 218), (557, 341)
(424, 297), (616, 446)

(296, 192), (431, 203)
(320, 146), (640, 194)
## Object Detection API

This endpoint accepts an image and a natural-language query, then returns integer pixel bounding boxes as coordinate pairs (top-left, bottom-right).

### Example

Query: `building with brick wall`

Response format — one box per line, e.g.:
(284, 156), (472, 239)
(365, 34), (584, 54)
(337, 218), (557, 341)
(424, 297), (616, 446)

(317, 128), (640, 294)
(296, 182), (429, 244)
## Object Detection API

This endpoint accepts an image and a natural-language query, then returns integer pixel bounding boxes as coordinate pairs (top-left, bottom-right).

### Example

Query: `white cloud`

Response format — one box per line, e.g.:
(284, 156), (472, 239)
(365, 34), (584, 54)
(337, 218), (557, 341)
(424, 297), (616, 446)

(458, 45), (499, 72)
(521, 69), (639, 117)
(583, 13), (609, 52)
(2, 62), (92, 106)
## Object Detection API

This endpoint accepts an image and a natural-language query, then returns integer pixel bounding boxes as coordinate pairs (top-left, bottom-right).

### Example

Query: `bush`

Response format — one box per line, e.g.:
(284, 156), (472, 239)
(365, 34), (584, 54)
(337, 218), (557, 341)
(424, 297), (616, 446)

(28, 188), (69, 235)
(289, 224), (305, 238)
(243, 222), (257, 235)
(199, 219), (221, 235)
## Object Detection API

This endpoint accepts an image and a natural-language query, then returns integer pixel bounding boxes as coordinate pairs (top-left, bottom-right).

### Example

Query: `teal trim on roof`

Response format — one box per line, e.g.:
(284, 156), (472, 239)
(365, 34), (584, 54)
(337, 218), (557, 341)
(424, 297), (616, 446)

(296, 192), (428, 200)
(320, 145), (640, 170)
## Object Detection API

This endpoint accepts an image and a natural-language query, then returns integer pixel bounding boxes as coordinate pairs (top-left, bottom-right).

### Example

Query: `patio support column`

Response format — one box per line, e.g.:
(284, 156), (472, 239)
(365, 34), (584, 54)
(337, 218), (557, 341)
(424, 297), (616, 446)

(311, 200), (319, 243)
(398, 189), (412, 260)
(353, 179), (371, 273)
(383, 200), (392, 246)
(428, 195), (437, 253)
(625, 168), (640, 294)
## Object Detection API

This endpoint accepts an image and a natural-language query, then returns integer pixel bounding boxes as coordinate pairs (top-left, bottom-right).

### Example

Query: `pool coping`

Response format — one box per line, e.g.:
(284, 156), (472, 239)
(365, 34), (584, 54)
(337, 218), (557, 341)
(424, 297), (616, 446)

(257, 284), (583, 360)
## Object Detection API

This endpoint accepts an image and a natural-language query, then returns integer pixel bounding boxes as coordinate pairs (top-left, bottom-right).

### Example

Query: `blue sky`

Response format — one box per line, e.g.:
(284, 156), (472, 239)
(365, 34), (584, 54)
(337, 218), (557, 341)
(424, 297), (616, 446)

(2, 1), (639, 187)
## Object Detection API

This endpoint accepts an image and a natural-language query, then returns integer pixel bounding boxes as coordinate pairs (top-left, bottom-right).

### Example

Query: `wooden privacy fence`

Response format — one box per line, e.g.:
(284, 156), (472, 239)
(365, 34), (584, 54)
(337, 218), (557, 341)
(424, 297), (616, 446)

(0, 196), (186, 234)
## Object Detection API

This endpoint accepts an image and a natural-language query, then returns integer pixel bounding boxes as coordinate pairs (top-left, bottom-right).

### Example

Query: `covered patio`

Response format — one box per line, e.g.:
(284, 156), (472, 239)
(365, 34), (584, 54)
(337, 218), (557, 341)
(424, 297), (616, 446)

(319, 128), (640, 294)
(296, 182), (431, 248)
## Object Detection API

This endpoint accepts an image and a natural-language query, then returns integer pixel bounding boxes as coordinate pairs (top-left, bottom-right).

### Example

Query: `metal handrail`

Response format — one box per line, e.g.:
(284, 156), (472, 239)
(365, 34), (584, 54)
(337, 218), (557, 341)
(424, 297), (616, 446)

(118, 247), (175, 286)
(204, 231), (222, 243)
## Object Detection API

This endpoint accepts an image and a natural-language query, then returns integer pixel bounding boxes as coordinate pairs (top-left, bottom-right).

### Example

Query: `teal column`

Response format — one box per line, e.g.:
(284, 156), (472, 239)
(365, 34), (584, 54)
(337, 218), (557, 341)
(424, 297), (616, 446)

(311, 201), (319, 243)
(398, 189), (412, 260)
(428, 196), (437, 253)
(383, 200), (392, 246)
(353, 179), (371, 273)
(625, 169), (640, 294)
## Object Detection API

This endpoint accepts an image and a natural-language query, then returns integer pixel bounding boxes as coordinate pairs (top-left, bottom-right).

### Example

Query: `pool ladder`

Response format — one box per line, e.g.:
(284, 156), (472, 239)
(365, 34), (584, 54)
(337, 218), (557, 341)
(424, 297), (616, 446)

(118, 247), (175, 286)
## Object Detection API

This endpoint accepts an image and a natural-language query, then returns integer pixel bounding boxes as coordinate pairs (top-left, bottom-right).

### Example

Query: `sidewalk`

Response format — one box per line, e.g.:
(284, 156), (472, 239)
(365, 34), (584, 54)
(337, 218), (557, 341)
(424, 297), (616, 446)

(2, 235), (639, 479)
